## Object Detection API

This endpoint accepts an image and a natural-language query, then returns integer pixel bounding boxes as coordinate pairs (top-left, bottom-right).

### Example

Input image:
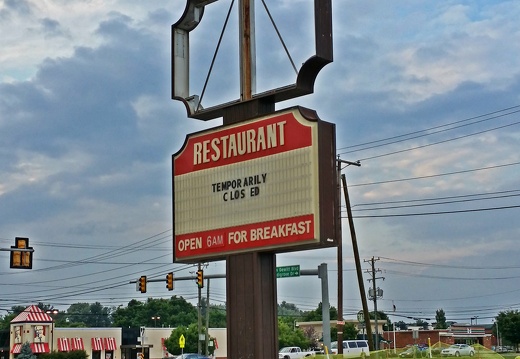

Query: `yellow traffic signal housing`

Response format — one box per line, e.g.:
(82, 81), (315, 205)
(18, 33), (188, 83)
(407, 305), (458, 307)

(138, 276), (147, 293)
(10, 237), (33, 269)
(196, 270), (204, 288)
(166, 272), (174, 291)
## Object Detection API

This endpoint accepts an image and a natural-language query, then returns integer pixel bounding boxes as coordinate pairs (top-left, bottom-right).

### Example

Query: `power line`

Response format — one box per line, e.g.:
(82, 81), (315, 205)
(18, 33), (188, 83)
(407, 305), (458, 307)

(350, 191), (520, 212)
(351, 189), (520, 208)
(349, 161), (520, 187)
(353, 120), (520, 161)
(347, 204), (520, 218)
(378, 256), (520, 270)
(339, 105), (520, 153)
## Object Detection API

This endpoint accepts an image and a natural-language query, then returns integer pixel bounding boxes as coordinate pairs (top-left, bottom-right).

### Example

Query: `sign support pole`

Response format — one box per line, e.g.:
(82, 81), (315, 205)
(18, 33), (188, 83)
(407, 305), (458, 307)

(227, 252), (277, 359)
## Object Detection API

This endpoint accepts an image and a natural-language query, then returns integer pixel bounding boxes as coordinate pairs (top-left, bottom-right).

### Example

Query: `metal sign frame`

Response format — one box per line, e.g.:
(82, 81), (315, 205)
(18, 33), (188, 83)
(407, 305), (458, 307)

(172, 0), (332, 121)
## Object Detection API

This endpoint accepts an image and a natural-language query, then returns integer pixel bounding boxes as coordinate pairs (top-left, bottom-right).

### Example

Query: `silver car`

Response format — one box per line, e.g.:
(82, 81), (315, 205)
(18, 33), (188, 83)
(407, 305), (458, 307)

(441, 344), (475, 357)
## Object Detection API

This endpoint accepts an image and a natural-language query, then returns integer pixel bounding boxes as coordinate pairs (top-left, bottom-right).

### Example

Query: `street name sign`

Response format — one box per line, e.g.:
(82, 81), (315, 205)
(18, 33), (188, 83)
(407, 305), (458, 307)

(276, 265), (300, 278)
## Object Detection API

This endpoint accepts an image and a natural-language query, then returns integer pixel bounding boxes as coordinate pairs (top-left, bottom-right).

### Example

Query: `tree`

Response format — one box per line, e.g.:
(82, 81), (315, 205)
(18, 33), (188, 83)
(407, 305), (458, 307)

(66, 302), (112, 327)
(395, 321), (407, 330)
(208, 304), (226, 328)
(343, 322), (359, 340)
(113, 297), (197, 328)
(496, 310), (520, 349)
(435, 309), (448, 329)
(0, 306), (25, 330)
(199, 298), (226, 328)
(301, 302), (337, 321)
(414, 319), (429, 329)
(164, 323), (213, 356)
(368, 311), (388, 321)
(278, 319), (310, 349)
(17, 342), (36, 359)
(278, 301), (303, 317)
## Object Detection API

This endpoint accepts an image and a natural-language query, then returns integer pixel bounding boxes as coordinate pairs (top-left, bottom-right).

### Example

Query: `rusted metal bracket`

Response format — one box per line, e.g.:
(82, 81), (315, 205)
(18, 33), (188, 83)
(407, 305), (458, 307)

(172, 0), (333, 121)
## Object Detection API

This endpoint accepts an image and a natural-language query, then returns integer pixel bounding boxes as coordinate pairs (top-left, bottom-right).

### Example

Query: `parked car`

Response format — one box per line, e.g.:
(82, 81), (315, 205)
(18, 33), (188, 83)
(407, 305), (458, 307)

(329, 340), (370, 358)
(441, 344), (475, 357)
(399, 345), (429, 358)
(176, 354), (210, 359)
(495, 346), (508, 353)
(278, 346), (315, 359)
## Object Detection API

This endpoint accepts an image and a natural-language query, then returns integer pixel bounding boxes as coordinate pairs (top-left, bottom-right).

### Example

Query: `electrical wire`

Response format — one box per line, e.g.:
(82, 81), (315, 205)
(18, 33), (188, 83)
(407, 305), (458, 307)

(339, 105), (520, 153)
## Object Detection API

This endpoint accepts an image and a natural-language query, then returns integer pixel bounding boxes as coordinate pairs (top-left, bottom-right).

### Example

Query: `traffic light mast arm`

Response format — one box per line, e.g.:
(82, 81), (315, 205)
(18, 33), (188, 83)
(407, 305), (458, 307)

(0, 248), (35, 252)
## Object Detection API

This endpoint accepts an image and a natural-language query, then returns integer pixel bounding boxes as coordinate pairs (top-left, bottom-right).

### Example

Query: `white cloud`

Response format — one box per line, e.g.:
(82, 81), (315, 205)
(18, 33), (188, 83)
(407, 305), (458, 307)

(1, 0), (519, 319)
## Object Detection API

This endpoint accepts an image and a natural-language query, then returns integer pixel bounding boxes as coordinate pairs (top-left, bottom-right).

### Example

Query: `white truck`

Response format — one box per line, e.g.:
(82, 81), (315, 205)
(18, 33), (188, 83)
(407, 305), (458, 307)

(278, 346), (316, 359)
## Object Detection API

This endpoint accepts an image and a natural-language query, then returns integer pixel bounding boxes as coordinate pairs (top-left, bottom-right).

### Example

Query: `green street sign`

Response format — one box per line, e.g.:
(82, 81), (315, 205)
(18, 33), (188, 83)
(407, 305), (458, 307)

(276, 265), (300, 278)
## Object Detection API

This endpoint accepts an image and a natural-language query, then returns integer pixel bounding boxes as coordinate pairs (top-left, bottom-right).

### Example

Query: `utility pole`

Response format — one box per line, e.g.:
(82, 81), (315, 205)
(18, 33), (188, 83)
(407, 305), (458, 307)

(197, 262), (202, 355)
(336, 158), (344, 354)
(365, 256), (384, 351)
(337, 158), (361, 354)
(340, 169), (375, 351)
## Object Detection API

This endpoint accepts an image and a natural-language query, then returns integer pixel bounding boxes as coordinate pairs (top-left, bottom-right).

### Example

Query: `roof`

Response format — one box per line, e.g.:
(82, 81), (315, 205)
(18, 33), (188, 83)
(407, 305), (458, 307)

(11, 305), (54, 323)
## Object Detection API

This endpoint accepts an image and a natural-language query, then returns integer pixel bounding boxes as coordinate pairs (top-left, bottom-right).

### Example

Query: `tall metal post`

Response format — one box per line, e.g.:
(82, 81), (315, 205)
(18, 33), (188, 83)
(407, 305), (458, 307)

(319, 263), (331, 352)
(197, 263), (202, 354)
(205, 279), (210, 356)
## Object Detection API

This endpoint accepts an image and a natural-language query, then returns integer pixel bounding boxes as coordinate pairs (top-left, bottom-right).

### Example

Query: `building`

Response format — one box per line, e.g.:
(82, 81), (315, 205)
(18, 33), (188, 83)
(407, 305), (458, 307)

(7, 306), (228, 359)
(382, 324), (493, 349)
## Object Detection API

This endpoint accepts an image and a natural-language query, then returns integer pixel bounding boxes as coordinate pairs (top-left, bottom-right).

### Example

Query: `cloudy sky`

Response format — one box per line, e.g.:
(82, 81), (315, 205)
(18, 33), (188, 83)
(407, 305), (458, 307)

(1, 0), (519, 326)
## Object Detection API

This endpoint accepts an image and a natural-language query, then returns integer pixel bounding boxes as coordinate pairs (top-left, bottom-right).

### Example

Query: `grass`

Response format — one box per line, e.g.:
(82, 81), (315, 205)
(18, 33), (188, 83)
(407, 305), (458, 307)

(313, 345), (519, 359)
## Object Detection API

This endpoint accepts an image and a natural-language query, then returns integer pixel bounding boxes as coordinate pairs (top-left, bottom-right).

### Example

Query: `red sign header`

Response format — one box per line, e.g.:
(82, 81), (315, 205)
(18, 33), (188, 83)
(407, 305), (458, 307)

(174, 111), (312, 175)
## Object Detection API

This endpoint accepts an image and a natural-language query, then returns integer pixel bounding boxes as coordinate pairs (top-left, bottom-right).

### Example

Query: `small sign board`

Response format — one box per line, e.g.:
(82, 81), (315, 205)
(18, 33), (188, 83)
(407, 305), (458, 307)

(179, 334), (185, 349)
(357, 310), (364, 323)
(276, 265), (300, 278)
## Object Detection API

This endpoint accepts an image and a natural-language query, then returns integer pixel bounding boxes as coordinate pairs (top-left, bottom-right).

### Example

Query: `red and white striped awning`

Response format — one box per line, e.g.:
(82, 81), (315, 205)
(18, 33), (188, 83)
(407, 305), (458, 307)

(11, 344), (22, 354)
(57, 338), (71, 352)
(91, 337), (104, 351)
(70, 338), (85, 351)
(30, 343), (50, 353)
(104, 337), (117, 351)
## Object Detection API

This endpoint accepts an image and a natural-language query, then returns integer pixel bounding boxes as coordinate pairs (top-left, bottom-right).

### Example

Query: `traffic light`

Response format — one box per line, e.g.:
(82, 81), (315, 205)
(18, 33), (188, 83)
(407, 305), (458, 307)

(138, 276), (147, 293)
(10, 237), (33, 269)
(196, 270), (204, 288)
(166, 272), (174, 291)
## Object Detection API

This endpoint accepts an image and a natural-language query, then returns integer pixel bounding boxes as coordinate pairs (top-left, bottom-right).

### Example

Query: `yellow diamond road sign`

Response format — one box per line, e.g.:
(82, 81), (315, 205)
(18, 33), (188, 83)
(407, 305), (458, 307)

(179, 334), (185, 349)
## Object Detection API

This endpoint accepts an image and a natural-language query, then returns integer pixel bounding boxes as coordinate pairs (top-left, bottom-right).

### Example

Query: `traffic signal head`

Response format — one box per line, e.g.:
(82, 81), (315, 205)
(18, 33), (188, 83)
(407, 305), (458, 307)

(138, 276), (147, 293)
(196, 270), (204, 288)
(166, 272), (174, 291)
(10, 237), (33, 269)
